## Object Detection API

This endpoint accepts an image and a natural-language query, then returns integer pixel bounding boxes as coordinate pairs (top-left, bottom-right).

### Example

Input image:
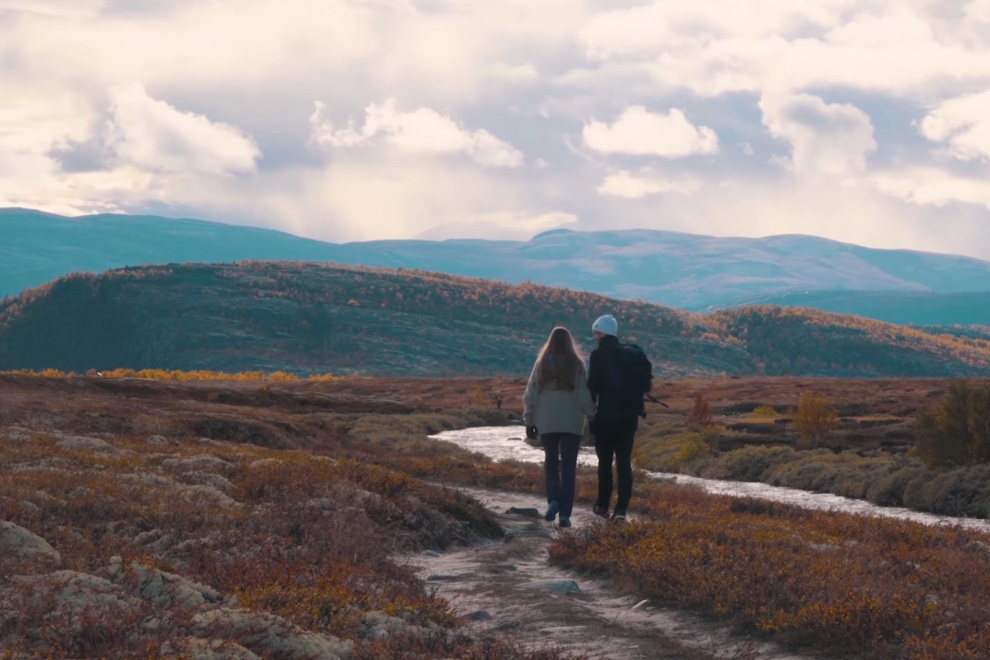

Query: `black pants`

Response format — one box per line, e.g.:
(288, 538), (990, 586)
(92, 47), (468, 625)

(594, 417), (638, 513)
(542, 432), (581, 517)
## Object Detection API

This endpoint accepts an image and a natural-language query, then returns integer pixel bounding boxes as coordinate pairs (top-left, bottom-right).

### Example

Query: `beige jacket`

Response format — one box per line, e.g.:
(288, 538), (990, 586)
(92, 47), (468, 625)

(523, 361), (597, 436)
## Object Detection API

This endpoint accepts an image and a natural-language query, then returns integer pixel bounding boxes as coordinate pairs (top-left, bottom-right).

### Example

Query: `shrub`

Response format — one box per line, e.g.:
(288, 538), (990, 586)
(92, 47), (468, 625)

(752, 406), (777, 417)
(687, 392), (714, 430)
(704, 445), (795, 482)
(863, 463), (926, 507)
(794, 391), (839, 449)
(911, 379), (990, 469)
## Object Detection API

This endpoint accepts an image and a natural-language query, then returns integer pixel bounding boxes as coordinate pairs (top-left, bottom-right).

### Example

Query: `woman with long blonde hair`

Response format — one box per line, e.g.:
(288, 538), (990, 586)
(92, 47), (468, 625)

(523, 326), (597, 527)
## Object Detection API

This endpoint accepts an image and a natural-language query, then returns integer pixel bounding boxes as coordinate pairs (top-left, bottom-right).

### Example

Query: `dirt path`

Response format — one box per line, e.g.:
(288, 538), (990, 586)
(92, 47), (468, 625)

(406, 487), (817, 660)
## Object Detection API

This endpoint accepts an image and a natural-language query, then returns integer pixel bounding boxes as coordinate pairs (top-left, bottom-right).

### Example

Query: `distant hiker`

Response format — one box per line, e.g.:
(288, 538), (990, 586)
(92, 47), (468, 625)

(587, 314), (653, 522)
(523, 326), (597, 529)
(496, 394), (502, 410)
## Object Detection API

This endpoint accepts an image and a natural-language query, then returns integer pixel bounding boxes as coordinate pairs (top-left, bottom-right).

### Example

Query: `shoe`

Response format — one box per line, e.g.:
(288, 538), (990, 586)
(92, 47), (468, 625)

(611, 510), (627, 523)
(558, 516), (571, 528)
(545, 500), (560, 521)
(592, 503), (609, 519)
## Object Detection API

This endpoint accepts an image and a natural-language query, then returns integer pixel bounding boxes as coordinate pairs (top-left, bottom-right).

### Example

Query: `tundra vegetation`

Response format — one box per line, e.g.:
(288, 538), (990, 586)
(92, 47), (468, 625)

(3, 371), (990, 657)
(4, 262), (990, 378)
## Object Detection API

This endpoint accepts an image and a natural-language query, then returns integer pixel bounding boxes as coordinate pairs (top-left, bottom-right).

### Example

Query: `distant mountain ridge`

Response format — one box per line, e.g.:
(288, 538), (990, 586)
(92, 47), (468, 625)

(5, 208), (990, 325)
(2, 261), (989, 378)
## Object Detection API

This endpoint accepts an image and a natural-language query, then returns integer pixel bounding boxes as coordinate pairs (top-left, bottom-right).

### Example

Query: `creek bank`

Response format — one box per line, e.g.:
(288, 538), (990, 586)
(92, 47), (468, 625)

(430, 427), (990, 533)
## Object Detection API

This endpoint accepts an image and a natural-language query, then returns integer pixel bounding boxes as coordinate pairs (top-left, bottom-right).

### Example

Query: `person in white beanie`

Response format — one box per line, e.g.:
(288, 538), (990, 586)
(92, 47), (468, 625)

(587, 314), (645, 521)
(522, 326), (597, 528)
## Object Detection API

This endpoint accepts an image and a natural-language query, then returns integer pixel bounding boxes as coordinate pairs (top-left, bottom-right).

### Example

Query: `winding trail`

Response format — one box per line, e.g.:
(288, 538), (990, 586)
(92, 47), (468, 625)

(407, 486), (814, 660)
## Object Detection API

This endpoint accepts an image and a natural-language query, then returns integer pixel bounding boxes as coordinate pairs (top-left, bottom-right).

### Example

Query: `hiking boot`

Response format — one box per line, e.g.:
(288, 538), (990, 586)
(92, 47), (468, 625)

(544, 500), (560, 522)
(611, 510), (627, 523)
(592, 503), (609, 519)
(558, 516), (572, 528)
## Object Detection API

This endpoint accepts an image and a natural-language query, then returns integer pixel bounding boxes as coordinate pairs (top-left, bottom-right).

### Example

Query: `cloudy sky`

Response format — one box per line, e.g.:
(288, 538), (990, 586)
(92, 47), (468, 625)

(3, 0), (990, 259)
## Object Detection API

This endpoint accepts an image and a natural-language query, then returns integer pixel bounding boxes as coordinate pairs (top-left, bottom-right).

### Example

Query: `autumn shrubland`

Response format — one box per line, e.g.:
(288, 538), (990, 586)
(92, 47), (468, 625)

(6, 372), (990, 657)
(635, 376), (990, 519)
(0, 373), (562, 658)
(4, 262), (990, 378)
(549, 482), (990, 658)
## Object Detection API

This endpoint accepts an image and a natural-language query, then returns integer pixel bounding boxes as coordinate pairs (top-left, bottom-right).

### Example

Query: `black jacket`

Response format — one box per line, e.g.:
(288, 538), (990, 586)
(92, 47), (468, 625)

(588, 335), (641, 421)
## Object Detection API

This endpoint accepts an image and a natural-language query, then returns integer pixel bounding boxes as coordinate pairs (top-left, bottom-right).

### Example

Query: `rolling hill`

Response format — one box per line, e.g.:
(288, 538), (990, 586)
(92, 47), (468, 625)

(709, 290), (990, 326)
(5, 208), (990, 324)
(2, 261), (989, 377)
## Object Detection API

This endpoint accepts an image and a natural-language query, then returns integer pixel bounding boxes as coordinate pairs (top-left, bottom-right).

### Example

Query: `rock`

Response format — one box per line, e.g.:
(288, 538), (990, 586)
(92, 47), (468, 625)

(466, 610), (493, 621)
(190, 607), (353, 659)
(162, 455), (231, 473)
(146, 435), (175, 445)
(108, 558), (222, 608)
(420, 549), (442, 557)
(163, 638), (261, 659)
(2, 570), (137, 638)
(505, 507), (541, 518)
(0, 520), (61, 568)
(425, 574), (462, 582)
(56, 435), (117, 453)
(358, 611), (408, 641)
(526, 580), (581, 594)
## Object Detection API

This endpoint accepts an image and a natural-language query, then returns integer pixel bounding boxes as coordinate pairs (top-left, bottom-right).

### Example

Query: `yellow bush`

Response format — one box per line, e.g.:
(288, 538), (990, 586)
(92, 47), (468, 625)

(794, 391), (839, 449)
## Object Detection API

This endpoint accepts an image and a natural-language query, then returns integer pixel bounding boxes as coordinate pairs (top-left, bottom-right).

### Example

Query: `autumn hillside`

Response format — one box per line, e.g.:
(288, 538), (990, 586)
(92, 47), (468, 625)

(2, 261), (990, 377)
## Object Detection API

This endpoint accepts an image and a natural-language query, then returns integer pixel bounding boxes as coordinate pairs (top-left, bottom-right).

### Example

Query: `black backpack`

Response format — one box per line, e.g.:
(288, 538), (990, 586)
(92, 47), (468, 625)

(606, 343), (654, 417)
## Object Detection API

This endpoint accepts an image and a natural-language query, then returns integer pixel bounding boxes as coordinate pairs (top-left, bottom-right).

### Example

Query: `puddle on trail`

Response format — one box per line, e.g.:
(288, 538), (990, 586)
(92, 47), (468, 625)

(407, 486), (810, 660)
(430, 426), (990, 534)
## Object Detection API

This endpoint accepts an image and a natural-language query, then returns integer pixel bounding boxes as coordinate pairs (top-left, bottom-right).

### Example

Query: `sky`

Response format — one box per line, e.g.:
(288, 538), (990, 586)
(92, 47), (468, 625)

(2, 0), (990, 259)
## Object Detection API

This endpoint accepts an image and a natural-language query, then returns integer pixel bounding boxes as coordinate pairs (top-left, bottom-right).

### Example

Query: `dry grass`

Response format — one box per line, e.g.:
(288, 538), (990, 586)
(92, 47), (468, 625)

(550, 478), (990, 658)
(6, 372), (990, 658)
(0, 373), (563, 658)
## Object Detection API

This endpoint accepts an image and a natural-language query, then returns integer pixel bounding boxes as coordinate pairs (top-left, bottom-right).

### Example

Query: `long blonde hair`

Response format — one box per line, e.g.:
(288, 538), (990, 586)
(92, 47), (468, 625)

(535, 326), (585, 391)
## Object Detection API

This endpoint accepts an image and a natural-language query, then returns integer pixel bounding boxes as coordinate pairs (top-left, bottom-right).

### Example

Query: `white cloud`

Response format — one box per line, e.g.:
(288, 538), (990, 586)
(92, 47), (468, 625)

(919, 90), (990, 161)
(597, 169), (702, 198)
(106, 84), (260, 175)
(0, 0), (105, 18)
(872, 168), (990, 209)
(485, 62), (539, 83)
(968, 0), (990, 21)
(570, 2), (990, 98)
(4, 0), (990, 264)
(310, 98), (524, 168)
(415, 210), (577, 240)
(302, 155), (539, 241)
(760, 93), (876, 177)
(583, 107), (719, 157)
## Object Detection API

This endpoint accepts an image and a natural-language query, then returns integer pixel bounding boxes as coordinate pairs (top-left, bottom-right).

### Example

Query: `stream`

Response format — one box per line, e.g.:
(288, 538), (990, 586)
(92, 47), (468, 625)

(429, 426), (990, 534)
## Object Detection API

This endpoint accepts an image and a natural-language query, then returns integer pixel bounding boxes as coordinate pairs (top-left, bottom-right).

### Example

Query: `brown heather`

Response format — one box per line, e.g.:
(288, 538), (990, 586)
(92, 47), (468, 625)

(0, 373), (564, 659)
(6, 371), (990, 657)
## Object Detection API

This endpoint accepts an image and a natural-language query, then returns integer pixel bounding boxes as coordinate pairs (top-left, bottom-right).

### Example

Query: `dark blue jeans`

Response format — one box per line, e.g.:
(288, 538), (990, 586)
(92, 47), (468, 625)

(542, 432), (581, 517)
(594, 417), (638, 514)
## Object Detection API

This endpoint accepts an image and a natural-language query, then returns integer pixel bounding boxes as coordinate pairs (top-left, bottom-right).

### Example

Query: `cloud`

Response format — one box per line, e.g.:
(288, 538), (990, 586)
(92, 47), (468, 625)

(4, 0), (990, 265)
(583, 107), (719, 157)
(760, 93), (876, 177)
(872, 168), (990, 209)
(484, 62), (539, 83)
(415, 210), (577, 240)
(919, 90), (990, 161)
(106, 84), (260, 175)
(597, 169), (702, 198)
(309, 98), (524, 168)
(570, 2), (990, 97)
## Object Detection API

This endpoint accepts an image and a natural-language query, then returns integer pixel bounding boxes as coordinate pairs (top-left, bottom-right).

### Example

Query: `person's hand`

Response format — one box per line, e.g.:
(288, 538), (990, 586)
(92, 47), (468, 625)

(525, 425), (539, 440)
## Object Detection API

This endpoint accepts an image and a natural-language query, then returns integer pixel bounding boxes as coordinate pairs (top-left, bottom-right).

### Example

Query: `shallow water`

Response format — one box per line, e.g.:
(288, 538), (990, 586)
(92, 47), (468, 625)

(430, 426), (990, 534)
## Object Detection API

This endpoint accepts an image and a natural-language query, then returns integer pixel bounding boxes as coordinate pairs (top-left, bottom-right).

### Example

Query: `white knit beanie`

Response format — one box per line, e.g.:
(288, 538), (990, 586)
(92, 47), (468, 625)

(592, 314), (618, 336)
